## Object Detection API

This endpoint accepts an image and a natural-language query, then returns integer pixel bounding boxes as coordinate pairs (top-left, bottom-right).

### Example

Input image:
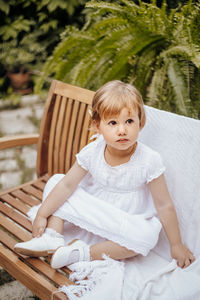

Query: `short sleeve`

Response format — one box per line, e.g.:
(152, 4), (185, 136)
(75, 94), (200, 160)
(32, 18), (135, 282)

(75, 141), (95, 171)
(146, 151), (166, 183)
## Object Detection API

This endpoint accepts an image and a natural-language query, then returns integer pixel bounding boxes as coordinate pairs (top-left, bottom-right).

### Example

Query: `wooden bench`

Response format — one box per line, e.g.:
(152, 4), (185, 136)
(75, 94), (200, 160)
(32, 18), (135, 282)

(0, 80), (95, 300)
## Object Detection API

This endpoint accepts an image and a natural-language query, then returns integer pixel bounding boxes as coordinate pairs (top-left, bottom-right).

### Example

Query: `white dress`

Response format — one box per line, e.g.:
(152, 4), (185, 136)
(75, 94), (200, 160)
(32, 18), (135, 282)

(28, 135), (165, 256)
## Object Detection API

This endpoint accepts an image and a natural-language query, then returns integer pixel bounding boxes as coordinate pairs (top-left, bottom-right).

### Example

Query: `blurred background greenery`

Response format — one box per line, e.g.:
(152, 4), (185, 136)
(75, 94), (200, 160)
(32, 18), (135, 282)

(0, 0), (200, 119)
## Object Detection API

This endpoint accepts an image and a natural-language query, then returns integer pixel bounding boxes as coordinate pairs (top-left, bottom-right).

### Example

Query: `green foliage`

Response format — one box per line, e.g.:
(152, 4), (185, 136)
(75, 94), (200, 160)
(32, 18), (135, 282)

(0, 0), (9, 14)
(0, 0), (86, 69)
(0, 31), (47, 70)
(0, 0), (86, 94)
(38, 0), (200, 119)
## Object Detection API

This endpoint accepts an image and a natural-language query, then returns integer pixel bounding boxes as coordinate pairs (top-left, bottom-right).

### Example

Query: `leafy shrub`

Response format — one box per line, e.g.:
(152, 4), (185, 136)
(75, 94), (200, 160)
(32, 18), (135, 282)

(0, 0), (86, 93)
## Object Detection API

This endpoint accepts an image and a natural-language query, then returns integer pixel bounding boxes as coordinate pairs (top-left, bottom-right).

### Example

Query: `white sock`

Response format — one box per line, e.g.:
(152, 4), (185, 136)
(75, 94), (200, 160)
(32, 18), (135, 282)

(45, 228), (63, 238)
(83, 245), (91, 261)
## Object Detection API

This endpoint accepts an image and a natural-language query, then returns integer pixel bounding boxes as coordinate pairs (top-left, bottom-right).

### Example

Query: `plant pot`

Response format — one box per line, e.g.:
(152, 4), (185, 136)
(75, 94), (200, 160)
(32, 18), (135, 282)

(7, 69), (33, 95)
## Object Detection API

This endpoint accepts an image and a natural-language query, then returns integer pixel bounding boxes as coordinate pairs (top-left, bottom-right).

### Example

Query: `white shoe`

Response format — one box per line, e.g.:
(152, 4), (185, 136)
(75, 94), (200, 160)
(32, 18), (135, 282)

(51, 239), (89, 269)
(14, 232), (65, 257)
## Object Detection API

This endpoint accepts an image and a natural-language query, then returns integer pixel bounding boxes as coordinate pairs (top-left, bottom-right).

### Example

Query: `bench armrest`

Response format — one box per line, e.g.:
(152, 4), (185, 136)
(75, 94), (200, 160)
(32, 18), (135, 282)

(0, 133), (39, 150)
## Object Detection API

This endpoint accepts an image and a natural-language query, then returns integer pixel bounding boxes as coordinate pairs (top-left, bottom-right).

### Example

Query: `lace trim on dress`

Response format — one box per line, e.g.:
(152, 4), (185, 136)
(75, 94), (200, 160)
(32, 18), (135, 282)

(53, 211), (155, 256)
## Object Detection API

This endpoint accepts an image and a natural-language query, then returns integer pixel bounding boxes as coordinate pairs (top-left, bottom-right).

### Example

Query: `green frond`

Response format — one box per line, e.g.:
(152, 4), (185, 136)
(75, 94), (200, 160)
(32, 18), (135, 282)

(133, 50), (157, 97)
(120, 0), (138, 8)
(161, 0), (167, 13)
(161, 45), (200, 68)
(71, 53), (113, 88)
(70, 24), (165, 89)
(147, 67), (166, 106)
(86, 1), (125, 13)
(167, 58), (190, 116)
(88, 16), (128, 37)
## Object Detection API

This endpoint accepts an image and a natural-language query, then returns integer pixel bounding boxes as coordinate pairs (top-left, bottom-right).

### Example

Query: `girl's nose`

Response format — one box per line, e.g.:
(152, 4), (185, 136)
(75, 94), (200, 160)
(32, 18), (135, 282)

(118, 124), (126, 135)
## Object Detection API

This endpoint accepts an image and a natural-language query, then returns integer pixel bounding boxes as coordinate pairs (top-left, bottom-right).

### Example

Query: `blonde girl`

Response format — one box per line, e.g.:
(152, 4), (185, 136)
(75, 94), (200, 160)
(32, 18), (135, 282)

(15, 80), (195, 269)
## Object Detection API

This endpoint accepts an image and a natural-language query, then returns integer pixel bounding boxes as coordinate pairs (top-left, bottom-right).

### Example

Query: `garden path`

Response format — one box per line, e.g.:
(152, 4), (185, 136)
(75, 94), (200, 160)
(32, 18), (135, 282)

(0, 93), (45, 300)
(0, 94), (44, 190)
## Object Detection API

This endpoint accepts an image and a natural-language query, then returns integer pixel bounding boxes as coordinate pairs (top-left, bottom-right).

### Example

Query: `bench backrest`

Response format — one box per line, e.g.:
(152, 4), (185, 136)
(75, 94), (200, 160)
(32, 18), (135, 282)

(36, 80), (94, 176)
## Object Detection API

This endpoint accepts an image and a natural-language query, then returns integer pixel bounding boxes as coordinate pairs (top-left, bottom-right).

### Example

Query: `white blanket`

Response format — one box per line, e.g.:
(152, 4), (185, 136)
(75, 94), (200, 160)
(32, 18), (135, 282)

(58, 106), (200, 300)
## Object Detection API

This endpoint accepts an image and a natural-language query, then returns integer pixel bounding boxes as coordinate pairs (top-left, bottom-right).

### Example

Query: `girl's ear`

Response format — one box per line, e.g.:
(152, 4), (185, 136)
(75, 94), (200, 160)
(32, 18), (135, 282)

(91, 120), (100, 133)
(139, 120), (144, 131)
(96, 121), (101, 134)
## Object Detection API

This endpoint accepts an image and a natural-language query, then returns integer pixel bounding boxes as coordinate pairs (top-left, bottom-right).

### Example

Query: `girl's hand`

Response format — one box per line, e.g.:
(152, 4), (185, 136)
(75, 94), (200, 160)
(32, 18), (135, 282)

(32, 214), (47, 238)
(171, 243), (195, 268)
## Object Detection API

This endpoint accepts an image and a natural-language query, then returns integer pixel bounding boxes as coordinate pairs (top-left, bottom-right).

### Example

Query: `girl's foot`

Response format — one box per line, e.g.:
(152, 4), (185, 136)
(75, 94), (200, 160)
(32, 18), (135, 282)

(51, 239), (90, 269)
(14, 228), (65, 257)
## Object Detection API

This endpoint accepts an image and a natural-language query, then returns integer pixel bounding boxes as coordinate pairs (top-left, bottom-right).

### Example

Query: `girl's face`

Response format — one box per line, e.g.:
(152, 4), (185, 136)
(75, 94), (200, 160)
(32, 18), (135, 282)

(97, 107), (141, 153)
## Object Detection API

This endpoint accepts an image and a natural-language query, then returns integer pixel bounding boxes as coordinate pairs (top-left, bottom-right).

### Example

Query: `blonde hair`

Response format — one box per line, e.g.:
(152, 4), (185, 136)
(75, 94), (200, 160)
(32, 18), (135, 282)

(91, 80), (146, 129)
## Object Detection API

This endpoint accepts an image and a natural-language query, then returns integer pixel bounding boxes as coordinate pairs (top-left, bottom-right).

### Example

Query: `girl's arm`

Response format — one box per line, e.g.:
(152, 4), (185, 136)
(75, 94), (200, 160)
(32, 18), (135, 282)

(32, 161), (87, 237)
(149, 174), (195, 268)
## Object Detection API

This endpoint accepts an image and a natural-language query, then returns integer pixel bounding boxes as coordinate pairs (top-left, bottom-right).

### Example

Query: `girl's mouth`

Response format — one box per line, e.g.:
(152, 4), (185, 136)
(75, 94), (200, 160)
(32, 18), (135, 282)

(117, 139), (129, 143)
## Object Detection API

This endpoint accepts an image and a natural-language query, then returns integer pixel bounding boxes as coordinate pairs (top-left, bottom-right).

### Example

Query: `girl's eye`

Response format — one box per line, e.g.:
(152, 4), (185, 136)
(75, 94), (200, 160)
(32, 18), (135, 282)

(126, 119), (134, 124)
(108, 120), (117, 126)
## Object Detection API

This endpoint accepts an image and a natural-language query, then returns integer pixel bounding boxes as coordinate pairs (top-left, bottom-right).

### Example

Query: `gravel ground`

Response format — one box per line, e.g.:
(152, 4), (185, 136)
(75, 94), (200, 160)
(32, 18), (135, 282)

(0, 277), (35, 300)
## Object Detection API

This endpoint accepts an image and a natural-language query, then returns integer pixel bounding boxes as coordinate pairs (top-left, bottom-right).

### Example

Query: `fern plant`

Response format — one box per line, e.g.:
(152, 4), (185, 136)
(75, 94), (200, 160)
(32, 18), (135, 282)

(37, 0), (200, 118)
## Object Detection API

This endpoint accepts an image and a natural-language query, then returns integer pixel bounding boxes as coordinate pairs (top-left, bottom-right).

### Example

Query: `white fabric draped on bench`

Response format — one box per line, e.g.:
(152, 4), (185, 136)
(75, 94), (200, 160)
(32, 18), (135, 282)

(57, 106), (200, 300)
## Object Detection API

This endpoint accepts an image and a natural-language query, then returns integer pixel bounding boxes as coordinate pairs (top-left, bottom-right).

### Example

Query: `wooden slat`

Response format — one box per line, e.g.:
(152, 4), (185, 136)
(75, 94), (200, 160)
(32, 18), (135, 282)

(59, 98), (73, 173)
(26, 257), (73, 287)
(0, 214), (31, 242)
(11, 189), (41, 206)
(79, 105), (92, 151)
(48, 94), (62, 175)
(0, 227), (19, 249)
(65, 101), (80, 172)
(54, 96), (67, 173)
(71, 102), (87, 165)
(36, 81), (58, 176)
(0, 245), (67, 300)
(54, 80), (94, 105)
(32, 180), (46, 191)
(41, 173), (50, 182)
(0, 194), (29, 215)
(0, 177), (45, 197)
(0, 202), (32, 231)
(22, 185), (43, 201)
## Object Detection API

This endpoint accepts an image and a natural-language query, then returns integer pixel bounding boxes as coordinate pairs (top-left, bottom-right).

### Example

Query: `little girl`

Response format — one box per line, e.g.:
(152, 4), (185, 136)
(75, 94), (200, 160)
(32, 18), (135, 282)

(15, 80), (195, 269)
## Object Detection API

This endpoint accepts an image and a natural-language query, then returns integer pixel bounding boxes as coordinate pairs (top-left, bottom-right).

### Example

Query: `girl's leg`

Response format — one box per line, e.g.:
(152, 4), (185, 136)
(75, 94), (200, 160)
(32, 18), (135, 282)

(47, 215), (64, 235)
(90, 240), (138, 260)
(51, 239), (138, 269)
